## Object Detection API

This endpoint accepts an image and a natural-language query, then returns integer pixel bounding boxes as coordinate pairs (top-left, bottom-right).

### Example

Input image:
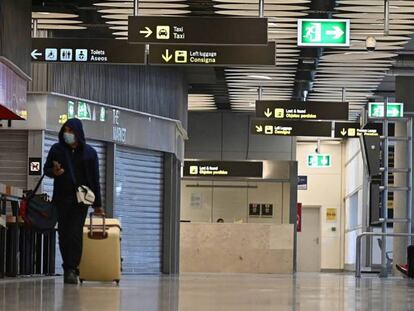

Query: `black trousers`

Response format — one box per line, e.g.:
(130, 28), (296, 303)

(57, 201), (88, 272)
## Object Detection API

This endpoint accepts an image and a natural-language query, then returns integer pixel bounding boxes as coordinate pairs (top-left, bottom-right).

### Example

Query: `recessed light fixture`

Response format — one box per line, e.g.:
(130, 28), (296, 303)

(247, 75), (272, 80)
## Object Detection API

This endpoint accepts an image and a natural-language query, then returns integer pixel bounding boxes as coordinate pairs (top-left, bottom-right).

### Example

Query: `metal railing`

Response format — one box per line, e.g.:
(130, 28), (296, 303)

(355, 232), (414, 277)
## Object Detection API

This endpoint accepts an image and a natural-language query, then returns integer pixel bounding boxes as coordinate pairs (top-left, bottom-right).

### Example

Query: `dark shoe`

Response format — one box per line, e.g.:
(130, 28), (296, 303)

(64, 270), (79, 284)
(396, 264), (408, 276)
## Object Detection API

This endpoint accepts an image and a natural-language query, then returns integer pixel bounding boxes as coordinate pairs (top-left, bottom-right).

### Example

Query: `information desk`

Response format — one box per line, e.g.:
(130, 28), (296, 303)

(180, 223), (294, 274)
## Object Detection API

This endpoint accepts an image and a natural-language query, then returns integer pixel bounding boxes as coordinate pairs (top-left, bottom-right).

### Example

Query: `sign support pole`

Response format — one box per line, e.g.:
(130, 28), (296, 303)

(32, 19), (38, 38)
(134, 0), (150, 64)
(258, 86), (263, 101)
(134, 0), (139, 17)
(259, 0), (265, 18)
(384, 0), (390, 36)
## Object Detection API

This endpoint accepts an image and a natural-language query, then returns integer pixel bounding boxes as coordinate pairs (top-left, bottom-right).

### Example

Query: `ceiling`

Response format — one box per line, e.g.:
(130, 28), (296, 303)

(31, 0), (414, 118)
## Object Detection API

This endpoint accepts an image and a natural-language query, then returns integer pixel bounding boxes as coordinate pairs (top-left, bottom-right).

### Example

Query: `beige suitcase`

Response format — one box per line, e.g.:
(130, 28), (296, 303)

(79, 213), (122, 284)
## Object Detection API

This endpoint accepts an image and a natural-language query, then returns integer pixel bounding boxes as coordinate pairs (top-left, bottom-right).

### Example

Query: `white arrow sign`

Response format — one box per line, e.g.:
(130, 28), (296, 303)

(31, 49), (42, 60)
(326, 26), (344, 39)
(264, 108), (272, 118)
(140, 27), (153, 38)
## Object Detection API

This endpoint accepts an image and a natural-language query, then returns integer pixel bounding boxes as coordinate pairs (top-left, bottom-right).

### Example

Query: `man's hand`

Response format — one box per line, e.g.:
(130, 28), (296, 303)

(52, 161), (65, 177)
(94, 207), (105, 215)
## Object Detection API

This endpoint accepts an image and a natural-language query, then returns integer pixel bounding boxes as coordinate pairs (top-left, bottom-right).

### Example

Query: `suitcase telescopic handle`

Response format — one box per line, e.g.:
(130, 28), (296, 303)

(89, 212), (108, 239)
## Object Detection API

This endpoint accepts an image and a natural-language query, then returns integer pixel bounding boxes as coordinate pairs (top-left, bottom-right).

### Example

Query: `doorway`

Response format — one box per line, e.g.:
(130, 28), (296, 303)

(297, 206), (321, 272)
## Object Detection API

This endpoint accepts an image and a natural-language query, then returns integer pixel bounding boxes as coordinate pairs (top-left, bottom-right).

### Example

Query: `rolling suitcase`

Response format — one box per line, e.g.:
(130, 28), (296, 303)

(79, 213), (121, 284)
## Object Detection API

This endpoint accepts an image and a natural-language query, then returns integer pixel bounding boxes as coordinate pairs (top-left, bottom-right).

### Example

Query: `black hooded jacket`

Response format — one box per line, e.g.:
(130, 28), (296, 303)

(43, 118), (102, 208)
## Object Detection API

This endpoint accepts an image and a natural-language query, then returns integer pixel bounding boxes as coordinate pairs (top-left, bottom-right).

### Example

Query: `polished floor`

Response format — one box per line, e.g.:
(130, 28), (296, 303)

(1, 273), (414, 311)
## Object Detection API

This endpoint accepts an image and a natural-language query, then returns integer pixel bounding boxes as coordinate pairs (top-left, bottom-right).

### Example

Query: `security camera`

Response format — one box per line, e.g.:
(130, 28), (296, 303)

(366, 36), (376, 52)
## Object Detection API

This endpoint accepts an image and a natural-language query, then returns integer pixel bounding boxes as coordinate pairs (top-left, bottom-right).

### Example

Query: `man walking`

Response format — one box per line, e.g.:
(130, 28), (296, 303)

(44, 118), (103, 284)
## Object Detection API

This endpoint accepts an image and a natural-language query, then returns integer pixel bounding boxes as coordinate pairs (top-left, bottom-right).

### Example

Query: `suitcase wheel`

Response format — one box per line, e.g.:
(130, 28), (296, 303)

(80, 279), (84, 284)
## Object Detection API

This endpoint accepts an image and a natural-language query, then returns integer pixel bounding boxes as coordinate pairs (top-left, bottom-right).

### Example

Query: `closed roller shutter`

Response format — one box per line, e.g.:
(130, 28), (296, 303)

(114, 146), (164, 274)
(43, 132), (107, 274)
(0, 130), (28, 189)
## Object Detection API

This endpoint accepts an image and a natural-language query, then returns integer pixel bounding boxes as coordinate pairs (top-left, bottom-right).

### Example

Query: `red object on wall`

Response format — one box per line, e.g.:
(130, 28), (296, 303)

(297, 203), (302, 232)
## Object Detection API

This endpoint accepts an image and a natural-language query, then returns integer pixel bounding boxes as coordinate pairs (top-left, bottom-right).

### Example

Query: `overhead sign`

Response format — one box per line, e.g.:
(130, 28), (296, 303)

(29, 158), (42, 176)
(31, 38), (146, 64)
(183, 161), (263, 178)
(368, 102), (404, 118)
(256, 100), (349, 121)
(297, 19), (350, 47)
(307, 154), (331, 168)
(334, 122), (380, 138)
(149, 43), (275, 66)
(251, 119), (332, 137)
(128, 16), (268, 45)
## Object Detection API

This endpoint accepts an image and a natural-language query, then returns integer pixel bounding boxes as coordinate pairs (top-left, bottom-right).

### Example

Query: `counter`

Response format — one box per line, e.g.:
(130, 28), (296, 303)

(180, 223), (294, 274)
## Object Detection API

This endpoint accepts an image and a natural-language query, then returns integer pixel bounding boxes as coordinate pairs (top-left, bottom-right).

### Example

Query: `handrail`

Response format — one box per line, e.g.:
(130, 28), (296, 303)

(355, 232), (414, 277)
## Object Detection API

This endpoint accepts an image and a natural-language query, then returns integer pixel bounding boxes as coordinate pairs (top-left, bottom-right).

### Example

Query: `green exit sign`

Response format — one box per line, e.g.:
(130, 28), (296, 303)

(368, 102), (404, 118)
(298, 19), (350, 47)
(307, 154), (331, 168)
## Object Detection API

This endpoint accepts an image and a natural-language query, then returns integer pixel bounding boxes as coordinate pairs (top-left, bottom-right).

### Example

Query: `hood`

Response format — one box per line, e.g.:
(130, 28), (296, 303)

(59, 118), (86, 146)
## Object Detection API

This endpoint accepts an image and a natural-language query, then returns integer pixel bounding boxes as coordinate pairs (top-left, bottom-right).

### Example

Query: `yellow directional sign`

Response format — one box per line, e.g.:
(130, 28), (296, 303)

(251, 119), (332, 137)
(334, 122), (380, 138)
(162, 49), (173, 63)
(256, 101), (349, 121)
(129, 16), (268, 45)
(149, 43), (276, 66)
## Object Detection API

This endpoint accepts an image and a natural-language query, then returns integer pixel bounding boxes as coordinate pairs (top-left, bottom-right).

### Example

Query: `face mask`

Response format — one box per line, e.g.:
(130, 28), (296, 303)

(63, 132), (76, 145)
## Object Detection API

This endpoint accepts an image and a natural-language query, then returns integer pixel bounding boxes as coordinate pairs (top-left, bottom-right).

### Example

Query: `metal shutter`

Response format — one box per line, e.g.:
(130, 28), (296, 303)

(0, 130), (27, 189)
(43, 132), (107, 274)
(114, 146), (164, 274)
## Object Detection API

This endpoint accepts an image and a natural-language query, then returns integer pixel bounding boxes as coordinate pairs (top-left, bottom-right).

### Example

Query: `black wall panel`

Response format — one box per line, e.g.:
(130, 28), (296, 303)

(47, 64), (188, 128)
(0, 0), (31, 75)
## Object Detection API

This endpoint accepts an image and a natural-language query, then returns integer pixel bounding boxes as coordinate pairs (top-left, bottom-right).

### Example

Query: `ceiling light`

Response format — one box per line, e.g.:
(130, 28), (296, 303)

(247, 75), (272, 80)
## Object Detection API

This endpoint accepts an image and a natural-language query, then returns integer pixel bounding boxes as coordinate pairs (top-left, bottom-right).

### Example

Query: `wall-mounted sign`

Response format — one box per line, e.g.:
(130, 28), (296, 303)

(128, 16), (268, 45)
(297, 203), (302, 232)
(149, 43), (275, 66)
(326, 208), (337, 221)
(249, 203), (261, 217)
(251, 119), (332, 137)
(183, 161), (263, 178)
(256, 100), (349, 121)
(29, 158), (42, 176)
(31, 38), (146, 65)
(334, 122), (380, 138)
(261, 204), (273, 217)
(307, 154), (331, 168)
(67, 100), (107, 122)
(298, 175), (308, 190)
(112, 109), (127, 143)
(368, 102), (404, 118)
(297, 19), (350, 47)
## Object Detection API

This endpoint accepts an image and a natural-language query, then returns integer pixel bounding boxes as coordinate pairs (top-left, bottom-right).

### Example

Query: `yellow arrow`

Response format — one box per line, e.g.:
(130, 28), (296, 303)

(256, 125), (263, 133)
(264, 108), (272, 118)
(139, 27), (153, 38)
(162, 49), (173, 63)
(340, 128), (347, 136)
